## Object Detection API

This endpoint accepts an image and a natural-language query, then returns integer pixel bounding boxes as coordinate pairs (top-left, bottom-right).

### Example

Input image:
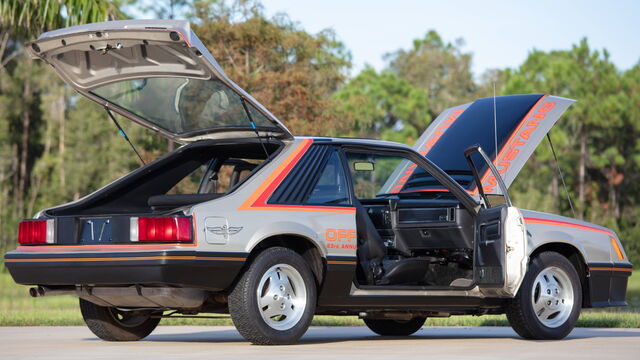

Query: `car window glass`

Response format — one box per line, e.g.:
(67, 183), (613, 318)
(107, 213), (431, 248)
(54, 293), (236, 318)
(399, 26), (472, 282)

(306, 151), (350, 205)
(345, 151), (449, 200)
(92, 77), (275, 135)
(168, 158), (261, 195)
(167, 164), (208, 194)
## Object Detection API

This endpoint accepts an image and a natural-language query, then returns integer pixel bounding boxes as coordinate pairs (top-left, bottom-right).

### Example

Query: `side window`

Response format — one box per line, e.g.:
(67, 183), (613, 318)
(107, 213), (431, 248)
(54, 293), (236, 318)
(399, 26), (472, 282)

(345, 151), (449, 199)
(167, 164), (209, 194)
(305, 151), (350, 205)
(202, 159), (261, 194)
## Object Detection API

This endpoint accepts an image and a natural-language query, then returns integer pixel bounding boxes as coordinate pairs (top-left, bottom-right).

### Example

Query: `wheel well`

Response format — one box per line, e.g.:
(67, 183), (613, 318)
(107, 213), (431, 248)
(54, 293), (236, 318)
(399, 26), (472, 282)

(247, 234), (325, 288)
(529, 242), (591, 307)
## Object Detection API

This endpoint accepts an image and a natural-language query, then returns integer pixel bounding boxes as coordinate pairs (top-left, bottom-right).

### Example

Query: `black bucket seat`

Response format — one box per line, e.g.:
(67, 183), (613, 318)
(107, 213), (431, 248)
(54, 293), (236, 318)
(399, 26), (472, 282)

(353, 198), (432, 285)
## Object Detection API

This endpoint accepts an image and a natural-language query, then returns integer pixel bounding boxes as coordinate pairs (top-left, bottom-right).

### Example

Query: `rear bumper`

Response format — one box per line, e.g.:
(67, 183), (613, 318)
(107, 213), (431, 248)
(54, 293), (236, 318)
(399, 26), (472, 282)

(4, 250), (247, 291)
(586, 263), (633, 307)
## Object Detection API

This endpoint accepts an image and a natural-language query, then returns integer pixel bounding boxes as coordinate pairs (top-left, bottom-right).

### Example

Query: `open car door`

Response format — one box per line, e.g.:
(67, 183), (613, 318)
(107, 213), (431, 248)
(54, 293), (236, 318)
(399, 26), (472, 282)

(464, 145), (527, 297)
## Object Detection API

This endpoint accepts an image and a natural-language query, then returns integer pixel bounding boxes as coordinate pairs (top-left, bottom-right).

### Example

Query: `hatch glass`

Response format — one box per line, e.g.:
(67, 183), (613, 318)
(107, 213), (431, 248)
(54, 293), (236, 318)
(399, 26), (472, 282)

(92, 77), (275, 135)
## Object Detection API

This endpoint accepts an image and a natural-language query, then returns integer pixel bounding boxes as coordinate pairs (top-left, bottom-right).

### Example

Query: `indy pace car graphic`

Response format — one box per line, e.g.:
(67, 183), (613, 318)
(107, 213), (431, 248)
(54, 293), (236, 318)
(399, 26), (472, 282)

(5, 20), (631, 345)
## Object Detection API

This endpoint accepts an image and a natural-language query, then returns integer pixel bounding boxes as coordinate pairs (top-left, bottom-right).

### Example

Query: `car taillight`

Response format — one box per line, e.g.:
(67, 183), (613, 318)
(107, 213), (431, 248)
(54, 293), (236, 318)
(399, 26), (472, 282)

(18, 219), (55, 245)
(130, 216), (192, 242)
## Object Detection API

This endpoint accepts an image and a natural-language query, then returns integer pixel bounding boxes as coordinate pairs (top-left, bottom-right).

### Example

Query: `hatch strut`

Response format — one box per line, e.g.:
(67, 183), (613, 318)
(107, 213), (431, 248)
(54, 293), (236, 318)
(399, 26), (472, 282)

(546, 133), (575, 218)
(241, 99), (270, 159)
(105, 107), (146, 166)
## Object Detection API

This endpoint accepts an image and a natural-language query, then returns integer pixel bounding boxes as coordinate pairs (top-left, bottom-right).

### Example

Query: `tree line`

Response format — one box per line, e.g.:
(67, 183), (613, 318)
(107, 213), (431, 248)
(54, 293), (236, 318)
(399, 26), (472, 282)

(0, 0), (638, 266)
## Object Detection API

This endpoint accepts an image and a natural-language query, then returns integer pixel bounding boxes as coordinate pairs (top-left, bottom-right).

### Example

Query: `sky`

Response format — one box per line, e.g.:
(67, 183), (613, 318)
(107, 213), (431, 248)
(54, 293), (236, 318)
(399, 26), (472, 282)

(259, 0), (640, 77)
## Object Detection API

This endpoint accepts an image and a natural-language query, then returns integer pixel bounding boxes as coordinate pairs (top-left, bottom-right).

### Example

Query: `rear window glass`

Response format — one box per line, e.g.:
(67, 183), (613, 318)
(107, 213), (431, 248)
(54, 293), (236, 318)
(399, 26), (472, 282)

(91, 77), (276, 134)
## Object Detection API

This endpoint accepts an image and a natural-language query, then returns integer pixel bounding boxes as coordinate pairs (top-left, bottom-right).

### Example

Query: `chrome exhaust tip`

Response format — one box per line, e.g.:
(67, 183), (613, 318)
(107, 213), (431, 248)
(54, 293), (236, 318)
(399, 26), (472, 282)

(28, 287), (39, 298)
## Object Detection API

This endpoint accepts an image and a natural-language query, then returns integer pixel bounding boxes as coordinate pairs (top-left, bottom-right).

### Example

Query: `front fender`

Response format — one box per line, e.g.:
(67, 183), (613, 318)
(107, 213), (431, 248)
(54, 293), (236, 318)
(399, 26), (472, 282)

(528, 229), (589, 261)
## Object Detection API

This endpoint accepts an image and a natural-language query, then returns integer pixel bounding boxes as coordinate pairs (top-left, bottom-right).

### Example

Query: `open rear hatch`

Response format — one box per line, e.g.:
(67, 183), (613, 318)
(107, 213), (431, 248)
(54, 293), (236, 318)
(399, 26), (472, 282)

(26, 19), (292, 142)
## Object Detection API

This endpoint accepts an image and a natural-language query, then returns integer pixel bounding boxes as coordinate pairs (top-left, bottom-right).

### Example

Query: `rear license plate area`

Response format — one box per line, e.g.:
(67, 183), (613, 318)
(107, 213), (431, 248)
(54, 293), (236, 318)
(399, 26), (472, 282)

(79, 218), (112, 244)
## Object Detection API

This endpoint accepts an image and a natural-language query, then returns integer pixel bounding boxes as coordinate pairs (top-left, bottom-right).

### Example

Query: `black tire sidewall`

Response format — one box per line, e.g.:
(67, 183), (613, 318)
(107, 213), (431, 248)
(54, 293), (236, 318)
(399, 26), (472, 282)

(230, 247), (317, 344)
(516, 252), (582, 339)
(79, 298), (160, 341)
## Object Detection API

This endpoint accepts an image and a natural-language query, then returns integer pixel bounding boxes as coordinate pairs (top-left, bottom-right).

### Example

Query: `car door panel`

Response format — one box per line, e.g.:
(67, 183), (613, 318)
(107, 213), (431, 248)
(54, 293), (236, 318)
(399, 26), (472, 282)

(465, 145), (528, 296)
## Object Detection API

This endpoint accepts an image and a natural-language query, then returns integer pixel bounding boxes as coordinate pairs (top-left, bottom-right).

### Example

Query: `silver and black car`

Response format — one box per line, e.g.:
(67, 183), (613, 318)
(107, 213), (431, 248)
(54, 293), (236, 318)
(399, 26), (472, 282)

(4, 20), (632, 345)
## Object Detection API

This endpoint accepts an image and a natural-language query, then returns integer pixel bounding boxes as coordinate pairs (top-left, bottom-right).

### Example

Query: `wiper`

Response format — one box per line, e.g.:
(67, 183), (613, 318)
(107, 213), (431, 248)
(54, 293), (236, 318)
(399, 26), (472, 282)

(105, 107), (146, 166)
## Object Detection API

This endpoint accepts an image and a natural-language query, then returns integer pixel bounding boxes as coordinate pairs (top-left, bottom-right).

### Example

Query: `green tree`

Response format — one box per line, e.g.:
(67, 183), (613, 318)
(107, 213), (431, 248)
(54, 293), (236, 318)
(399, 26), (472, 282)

(334, 30), (481, 144)
(505, 40), (628, 220)
(385, 30), (477, 119)
(504, 40), (640, 264)
(332, 67), (431, 142)
(0, 0), (123, 248)
(190, 0), (351, 135)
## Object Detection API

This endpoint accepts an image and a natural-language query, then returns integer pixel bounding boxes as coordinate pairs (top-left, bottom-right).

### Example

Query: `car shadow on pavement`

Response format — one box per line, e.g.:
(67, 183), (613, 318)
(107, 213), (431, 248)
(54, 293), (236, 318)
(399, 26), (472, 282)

(82, 327), (640, 345)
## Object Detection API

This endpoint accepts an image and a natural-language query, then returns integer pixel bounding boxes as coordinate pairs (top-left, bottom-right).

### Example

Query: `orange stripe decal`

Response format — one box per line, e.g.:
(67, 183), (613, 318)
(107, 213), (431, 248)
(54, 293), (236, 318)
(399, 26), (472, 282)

(474, 95), (549, 195)
(524, 217), (615, 237)
(391, 106), (467, 194)
(610, 237), (625, 260)
(327, 260), (357, 265)
(238, 138), (355, 214)
(4, 255), (246, 263)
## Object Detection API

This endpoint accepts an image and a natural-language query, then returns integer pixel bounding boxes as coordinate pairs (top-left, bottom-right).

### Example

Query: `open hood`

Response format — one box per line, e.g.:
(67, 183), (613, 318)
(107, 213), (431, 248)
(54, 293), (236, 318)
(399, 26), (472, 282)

(384, 94), (574, 195)
(27, 20), (292, 142)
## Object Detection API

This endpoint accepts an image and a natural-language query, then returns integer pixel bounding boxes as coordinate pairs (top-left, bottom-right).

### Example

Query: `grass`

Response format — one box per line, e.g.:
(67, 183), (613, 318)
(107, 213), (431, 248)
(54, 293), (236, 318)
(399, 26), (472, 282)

(1, 266), (638, 327)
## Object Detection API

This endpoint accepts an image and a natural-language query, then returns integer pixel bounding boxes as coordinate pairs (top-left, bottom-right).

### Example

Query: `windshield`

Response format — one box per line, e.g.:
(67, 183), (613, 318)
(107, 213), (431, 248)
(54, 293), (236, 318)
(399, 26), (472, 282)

(345, 151), (459, 201)
(91, 77), (276, 135)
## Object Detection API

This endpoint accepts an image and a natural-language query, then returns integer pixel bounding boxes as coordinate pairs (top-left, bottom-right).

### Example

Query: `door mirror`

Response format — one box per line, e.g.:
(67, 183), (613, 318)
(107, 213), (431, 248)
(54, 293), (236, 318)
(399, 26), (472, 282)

(463, 145), (512, 208)
(353, 161), (374, 172)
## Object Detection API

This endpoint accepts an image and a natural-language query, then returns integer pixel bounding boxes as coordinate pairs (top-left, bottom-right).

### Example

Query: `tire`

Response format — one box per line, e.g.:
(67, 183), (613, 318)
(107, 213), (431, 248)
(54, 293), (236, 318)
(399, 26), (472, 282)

(79, 298), (160, 341)
(229, 247), (317, 345)
(506, 251), (582, 340)
(363, 317), (426, 336)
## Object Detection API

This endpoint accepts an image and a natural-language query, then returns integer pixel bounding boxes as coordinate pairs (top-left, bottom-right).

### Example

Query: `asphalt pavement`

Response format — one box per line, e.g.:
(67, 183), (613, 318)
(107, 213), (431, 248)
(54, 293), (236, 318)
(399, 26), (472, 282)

(0, 326), (638, 360)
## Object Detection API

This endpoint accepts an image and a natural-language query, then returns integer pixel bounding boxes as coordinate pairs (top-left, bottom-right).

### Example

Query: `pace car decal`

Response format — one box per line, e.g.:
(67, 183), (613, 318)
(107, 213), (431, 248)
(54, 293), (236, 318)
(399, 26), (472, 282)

(384, 105), (468, 194)
(238, 138), (356, 213)
(325, 228), (357, 249)
(475, 95), (551, 194)
(206, 225), (243, 236)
